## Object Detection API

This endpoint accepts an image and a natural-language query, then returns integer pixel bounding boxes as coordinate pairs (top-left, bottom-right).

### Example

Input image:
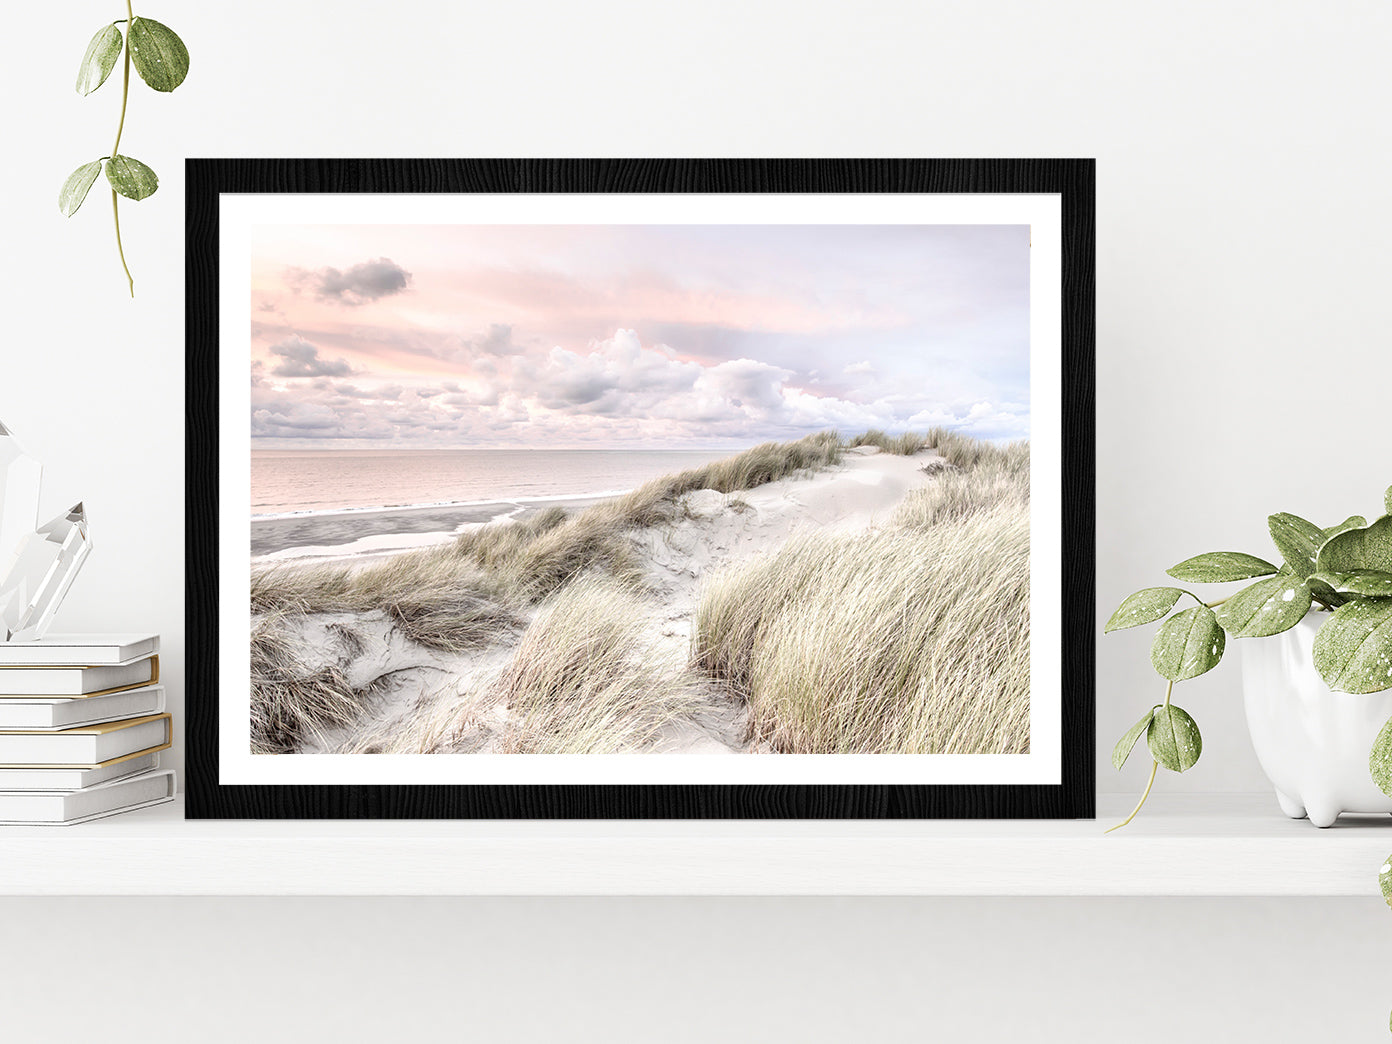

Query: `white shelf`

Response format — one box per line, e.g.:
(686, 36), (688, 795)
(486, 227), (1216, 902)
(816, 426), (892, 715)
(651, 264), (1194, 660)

(0, 794), (1388, 896)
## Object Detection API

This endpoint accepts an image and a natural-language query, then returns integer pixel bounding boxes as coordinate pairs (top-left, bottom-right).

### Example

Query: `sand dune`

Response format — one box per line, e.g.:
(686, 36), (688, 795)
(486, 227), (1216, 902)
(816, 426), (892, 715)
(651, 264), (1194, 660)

(263, 445), (940, 755)
(252, 431), (1031, 758)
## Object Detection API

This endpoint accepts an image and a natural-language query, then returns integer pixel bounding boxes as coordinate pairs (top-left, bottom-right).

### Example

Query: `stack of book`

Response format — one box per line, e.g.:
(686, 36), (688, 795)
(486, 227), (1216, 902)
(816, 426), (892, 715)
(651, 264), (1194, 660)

(0, 633), (174, 825)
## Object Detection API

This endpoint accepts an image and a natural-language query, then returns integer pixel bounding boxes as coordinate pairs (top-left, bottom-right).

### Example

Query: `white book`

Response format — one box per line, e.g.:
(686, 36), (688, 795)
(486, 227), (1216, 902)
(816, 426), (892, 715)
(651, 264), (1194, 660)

(0, 634), (159, 666)
(0, 751), (160, 790)
(0, 655), (158, 696)
(0, 714), (171, 767)
(0, 685), (166, 730)
(0, 769), (176, 825)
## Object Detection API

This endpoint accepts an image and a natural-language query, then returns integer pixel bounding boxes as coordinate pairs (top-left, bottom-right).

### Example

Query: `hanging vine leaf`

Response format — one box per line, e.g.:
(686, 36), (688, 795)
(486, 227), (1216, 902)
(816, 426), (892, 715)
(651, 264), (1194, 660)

(1147, 705), (1202, 772)
(58, 160), (105, 217)
(128, 17), (189, 92)
(1105, 588), (1185, 633)
(105, 155), (159, 201)
(1215, 575), (1312, 637)
(1150, 606), (1226, 681)
(1312, 599), (1392, 694)
(1386, 486), (1392, 515)
(1166, 551), (1277, 583)
(1267, 513), (1325, 579)
(76, 24), (123, 95)
(1112, 708), (1157, 769)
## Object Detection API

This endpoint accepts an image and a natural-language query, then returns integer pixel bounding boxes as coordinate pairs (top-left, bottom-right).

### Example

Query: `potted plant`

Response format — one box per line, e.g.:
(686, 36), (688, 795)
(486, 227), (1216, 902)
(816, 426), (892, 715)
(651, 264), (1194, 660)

(1105, 484), (1392, 1034)
(1106, 483), (1392, 830)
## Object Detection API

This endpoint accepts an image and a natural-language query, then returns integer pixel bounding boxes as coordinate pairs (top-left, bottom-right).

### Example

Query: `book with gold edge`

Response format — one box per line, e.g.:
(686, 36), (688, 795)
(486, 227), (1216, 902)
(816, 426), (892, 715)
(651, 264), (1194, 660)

(0, 684), (165, 730)
(0, 655), (158, 696)
(0, 713), (172, 767)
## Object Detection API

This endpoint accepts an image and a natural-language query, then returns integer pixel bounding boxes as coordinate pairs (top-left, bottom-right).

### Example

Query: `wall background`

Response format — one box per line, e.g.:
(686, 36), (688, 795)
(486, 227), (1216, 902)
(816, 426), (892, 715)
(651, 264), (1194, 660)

(2, 1), (1389, 1040)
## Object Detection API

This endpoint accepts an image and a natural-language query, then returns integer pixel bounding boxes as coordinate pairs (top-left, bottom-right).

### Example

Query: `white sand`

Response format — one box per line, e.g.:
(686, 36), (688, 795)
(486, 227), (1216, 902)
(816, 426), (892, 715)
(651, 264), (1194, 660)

(267, 447), (937, 755)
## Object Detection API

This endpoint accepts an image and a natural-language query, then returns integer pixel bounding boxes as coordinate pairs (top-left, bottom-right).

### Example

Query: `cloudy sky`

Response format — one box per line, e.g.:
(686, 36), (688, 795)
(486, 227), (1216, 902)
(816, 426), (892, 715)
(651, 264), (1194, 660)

(249, 224), (1029, 449)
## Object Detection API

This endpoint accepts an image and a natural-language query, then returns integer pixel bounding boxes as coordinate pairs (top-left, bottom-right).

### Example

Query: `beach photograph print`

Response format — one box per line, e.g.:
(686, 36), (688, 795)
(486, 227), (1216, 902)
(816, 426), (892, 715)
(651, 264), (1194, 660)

(240, 214), (1043, 781)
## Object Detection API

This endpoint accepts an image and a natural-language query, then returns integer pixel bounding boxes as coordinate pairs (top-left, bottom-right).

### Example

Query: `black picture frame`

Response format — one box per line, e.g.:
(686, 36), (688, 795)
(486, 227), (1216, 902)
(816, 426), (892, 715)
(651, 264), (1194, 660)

(185, 157), (1094, 819)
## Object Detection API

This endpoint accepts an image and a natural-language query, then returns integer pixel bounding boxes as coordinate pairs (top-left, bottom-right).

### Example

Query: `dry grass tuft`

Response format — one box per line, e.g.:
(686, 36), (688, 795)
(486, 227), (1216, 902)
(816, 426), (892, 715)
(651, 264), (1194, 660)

(897, 440), (1030, 528)
(692, 429), (1031, 755)
(251, 545), (523, 652)
(250, 612), (375, 754)
(498, 579), (700, 753)
(849, 429), (930, 455)
(692, 504), (1030, 754)
(335, 682), (492, 755)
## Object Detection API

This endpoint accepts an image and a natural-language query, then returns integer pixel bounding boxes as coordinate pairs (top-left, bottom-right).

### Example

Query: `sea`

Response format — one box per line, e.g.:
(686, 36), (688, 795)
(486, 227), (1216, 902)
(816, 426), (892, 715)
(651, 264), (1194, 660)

(252, 448), (739, 518)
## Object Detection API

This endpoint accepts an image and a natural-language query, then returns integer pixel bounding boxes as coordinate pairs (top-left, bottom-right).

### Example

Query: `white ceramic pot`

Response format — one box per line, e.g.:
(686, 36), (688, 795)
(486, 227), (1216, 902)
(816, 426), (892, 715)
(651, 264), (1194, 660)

(1241, 612), (1392, 827)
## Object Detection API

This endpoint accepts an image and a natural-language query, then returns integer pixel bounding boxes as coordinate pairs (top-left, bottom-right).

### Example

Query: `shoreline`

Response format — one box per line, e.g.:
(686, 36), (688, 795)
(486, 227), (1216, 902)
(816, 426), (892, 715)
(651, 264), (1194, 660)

(251, 493), (620, 560)
(251, 487), (635, 522)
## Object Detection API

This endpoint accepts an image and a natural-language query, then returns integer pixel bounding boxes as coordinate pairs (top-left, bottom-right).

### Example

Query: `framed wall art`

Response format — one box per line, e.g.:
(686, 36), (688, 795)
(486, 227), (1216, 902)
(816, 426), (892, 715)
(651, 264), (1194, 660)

(185, 157), (1095, 818)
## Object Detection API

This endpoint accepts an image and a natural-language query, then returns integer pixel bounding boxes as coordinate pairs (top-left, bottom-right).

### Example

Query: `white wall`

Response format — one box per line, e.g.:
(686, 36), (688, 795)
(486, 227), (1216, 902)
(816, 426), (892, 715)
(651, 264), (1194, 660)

(4, 0), (1389, 793)
(2, 2), (1390, 1040)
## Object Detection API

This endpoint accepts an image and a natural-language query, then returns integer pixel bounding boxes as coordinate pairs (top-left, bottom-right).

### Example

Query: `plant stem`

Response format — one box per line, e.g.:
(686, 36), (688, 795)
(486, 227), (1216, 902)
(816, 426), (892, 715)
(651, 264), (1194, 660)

(1106, 759), (1158, 833)
(1106, 679), (1175, 832)
(111, 0), (135, 297)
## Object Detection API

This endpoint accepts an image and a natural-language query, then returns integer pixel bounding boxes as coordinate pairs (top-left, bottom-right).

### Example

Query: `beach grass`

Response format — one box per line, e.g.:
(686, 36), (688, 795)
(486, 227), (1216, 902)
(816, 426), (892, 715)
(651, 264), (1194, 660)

(252, 430), (848, 616)
(250, 611), (375, 754)
(691, 436), (1031, 755)
(692, 505), (1030, 754)
(896, 438), (1030, 527)
(849, 429), (930, 455)
(335, 681), (491, 755)
(251, 546), (524, 652)
(251, 426), (1028, 756)
(498, 579), (699, 754)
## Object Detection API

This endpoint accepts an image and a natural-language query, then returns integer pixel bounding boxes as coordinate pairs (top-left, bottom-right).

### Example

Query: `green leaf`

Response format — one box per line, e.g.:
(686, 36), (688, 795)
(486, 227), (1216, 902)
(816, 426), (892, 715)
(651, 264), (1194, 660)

(1380, 848), (1392, 910)
(1309, 570), (1392, 599)
(1312, 599), (1392, 694)
(1105, 588), (1185, 633)
(1385, 486), (1391, 515)
(1325, 515), (1367, 540)
(104, 155), (158, 201)
(1371, 718), (1392, 798)
(1305, 573), (1350, 609)
(1267, 513), (1325, 579)
(1147, 704), (1202, 772)
(1215, 576), (1312, 638)
(128, 17), (189, 92)
(58, 160), (104, 217)
(1112, 709), (1156, 770)
(1317, 515), (1392, 575)
(1166, 551), (1278, 583)
(1150, 606), (1226, 681)
(76, 24), (123, 95)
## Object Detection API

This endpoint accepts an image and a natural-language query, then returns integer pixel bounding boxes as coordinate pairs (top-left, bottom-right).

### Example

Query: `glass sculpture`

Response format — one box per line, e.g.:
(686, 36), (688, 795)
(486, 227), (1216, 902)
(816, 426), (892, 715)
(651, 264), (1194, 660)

(0, 423), (90, 642)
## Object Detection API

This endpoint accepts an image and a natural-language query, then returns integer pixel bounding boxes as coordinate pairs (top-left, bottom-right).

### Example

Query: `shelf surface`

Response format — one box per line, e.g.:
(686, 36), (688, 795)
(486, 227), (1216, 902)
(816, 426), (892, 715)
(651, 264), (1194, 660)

(1, 794), (1389, 896)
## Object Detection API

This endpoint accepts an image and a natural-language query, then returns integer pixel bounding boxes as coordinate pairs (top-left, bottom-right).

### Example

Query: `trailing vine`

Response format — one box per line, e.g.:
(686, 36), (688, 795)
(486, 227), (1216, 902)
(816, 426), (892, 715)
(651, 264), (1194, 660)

(60, 5), (189, 297)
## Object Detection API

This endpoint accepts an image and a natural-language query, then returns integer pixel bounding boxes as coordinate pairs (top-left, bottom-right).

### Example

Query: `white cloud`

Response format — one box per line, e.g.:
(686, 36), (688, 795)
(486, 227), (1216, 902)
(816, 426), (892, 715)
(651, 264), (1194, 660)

(252, 328), (1029, 445)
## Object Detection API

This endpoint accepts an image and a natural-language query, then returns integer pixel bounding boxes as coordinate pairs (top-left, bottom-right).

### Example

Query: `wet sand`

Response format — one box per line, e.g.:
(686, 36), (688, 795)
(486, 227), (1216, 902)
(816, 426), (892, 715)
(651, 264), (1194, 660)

(251, 495), (616, 557)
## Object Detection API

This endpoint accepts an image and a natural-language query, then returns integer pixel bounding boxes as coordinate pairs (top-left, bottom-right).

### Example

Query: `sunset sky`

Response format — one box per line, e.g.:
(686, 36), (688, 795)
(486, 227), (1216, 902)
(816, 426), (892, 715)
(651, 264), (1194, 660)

(249, 224), (1029, 449)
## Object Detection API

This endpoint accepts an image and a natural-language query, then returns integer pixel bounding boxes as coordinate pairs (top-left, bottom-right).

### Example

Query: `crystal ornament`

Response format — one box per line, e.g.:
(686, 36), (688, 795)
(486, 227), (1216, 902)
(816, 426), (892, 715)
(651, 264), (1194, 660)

(0, 421), (42, 568)
(0, 503), (92, 641)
